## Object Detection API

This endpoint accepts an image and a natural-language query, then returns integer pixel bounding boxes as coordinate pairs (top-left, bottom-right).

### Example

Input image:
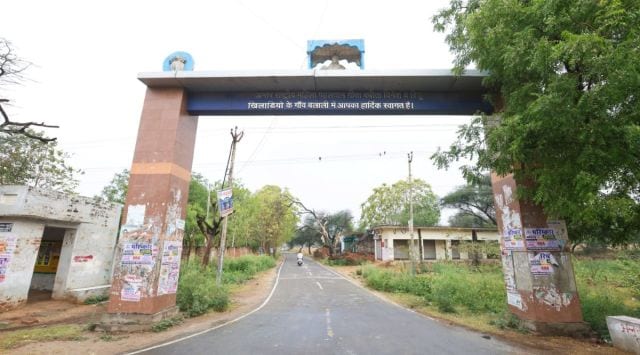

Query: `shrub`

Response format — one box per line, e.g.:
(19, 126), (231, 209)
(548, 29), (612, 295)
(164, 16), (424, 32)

(151, 316), (184, 332)
(84, 294), (109, 305)
(177, 261), (229, 317)
(580, 290), (640, 341)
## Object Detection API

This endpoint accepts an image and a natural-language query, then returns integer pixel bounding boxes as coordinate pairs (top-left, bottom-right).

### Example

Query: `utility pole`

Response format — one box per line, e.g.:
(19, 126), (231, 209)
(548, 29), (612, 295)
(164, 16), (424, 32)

(408, 151), (416, 276)
(216, 127), (244, 286)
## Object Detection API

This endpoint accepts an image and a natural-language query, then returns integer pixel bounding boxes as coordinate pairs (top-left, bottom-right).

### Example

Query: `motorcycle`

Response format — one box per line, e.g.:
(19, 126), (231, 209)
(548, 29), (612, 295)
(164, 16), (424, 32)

(297, 258), (303, 266)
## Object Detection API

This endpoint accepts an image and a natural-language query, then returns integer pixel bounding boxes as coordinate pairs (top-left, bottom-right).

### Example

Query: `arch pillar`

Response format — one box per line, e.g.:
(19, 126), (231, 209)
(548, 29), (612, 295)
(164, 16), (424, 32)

(104, 87), (198, 326)
(491, 173), (590, 335)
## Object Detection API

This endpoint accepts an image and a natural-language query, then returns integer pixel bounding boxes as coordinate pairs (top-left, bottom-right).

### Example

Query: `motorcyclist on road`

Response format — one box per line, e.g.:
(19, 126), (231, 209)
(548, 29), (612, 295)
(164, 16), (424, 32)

(296, 252), (303, 265)
(296, 252), (303, 261)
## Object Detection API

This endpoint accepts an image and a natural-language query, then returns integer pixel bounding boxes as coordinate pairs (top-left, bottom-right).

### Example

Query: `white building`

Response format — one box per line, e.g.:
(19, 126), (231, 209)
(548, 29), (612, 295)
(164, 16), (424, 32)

(0, 186), (121, 311)
(372, 225), (500, 261)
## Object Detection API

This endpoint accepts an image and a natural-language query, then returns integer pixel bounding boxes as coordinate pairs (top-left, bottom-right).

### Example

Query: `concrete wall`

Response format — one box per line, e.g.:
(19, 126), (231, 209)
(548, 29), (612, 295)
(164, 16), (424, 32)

(607, 316), (640, 354)
(373, 226), (499, 261)
(0, 220), (44, 311)
(0, 186), (121, 309)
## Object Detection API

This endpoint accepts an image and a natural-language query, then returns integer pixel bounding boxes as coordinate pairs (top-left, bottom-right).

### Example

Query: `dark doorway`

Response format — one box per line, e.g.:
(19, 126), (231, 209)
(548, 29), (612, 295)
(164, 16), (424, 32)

(423, 240), (436, 260)
(29, 227), (65, 302)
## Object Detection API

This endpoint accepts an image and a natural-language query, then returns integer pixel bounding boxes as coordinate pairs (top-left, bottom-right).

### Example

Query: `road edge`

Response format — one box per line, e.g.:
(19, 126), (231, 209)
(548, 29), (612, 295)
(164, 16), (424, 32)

(125, 257), (286, 354)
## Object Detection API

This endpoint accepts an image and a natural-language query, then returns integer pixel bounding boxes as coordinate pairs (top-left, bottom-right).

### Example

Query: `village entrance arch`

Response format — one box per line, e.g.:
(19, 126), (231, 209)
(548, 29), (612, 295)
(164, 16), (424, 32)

(104, 63), (585, 335)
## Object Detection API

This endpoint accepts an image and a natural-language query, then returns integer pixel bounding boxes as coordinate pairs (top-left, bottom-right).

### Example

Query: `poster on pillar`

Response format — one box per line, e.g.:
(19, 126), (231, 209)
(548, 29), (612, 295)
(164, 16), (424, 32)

(524, 228), (561, 250)
(0, 234), (17, 283)
(217, 188), (234, 217)
(121, 274), (143, 302)
(529, 251), (558, 275)
(503, 228), (524, 250)
(158, 241), (182, 295)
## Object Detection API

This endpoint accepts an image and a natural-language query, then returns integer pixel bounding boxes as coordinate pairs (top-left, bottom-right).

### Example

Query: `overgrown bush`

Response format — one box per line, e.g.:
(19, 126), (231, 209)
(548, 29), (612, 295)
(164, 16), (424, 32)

(361, 262), (506, 315)
(177, 261), (229, 317)
(222, 255), (276, 284)
(83, 294), (109, 305)
(177, 255), (276, 317)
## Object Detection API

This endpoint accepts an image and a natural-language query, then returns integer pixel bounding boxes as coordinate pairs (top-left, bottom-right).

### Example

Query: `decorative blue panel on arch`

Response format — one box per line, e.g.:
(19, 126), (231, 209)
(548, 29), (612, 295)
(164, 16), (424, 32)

(187, 91), (492, 116)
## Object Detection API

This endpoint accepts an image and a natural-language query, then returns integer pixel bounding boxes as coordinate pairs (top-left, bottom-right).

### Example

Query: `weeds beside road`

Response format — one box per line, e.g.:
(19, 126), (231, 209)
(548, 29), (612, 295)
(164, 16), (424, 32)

(324, 250), (640, 343)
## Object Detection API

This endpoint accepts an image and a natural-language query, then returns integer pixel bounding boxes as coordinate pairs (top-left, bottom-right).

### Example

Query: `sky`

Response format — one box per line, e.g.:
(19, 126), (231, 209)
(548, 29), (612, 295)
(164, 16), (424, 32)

(1, 0), (476, 225)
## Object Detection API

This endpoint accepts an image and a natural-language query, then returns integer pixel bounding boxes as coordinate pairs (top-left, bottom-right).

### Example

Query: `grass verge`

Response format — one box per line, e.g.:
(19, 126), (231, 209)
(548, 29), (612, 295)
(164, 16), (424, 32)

(355, 251), (640, 341)
(176, 255), (276, 317)
(0, 324), (84, 350)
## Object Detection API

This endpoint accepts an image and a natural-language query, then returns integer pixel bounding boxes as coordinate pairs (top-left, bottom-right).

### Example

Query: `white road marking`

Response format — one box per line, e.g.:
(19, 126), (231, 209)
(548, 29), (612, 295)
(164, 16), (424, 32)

(126, 257), (287, 354)
(325, 308), (334, 338)
(316, 281), (323, 290)
(314, 260), (437, 321)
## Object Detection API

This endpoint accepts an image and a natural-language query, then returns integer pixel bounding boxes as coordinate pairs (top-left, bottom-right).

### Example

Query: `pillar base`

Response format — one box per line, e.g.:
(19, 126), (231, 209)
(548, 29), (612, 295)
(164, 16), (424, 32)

(97, 306), (179, 332)
(521, 319), (594, 338)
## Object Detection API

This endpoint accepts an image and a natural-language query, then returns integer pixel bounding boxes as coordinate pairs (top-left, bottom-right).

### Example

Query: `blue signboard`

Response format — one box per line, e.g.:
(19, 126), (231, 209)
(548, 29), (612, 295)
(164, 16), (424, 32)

(187, 91), (492, 116)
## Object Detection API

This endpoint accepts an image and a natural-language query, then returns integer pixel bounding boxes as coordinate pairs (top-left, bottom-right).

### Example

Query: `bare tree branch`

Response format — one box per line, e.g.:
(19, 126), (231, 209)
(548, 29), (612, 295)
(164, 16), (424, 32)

(0, 38), (58, 143)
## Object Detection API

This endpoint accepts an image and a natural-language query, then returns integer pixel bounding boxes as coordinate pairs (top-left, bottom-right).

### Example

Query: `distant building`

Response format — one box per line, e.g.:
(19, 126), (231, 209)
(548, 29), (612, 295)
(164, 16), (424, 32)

(0, 186), (121, 311)
(371, 225), (500, 261)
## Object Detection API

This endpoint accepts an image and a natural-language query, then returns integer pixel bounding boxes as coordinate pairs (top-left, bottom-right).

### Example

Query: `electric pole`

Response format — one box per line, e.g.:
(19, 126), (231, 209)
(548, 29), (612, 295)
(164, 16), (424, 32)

(408, 151), (416, 276)
(216, 127), (244, 286)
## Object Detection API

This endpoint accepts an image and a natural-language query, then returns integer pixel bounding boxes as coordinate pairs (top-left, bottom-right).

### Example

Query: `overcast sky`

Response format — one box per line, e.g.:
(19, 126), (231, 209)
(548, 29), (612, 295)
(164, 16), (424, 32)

(2, 0), (476, 224)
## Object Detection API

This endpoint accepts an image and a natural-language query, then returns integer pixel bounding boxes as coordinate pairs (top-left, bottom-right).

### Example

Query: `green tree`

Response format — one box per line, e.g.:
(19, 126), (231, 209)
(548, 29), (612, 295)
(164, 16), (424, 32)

(432, 0), (640, 245)
(99, 169), (129, 204)
(442, 175), (496, 228)
(251, 185), (299, 255)
(0, 131), (81, 192)
(360, 179), (440, 229)
(290, 215), (323, 254)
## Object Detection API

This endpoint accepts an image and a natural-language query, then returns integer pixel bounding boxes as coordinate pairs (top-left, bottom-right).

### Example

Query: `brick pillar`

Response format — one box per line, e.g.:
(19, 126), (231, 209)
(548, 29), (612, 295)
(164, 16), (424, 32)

(492, 173), (589, 335)
(106, 87), (197, 317)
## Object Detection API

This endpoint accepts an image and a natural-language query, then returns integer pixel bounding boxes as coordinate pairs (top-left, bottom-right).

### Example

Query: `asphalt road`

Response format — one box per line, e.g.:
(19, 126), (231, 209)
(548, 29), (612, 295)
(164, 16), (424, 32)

(136, 254), (524, 355)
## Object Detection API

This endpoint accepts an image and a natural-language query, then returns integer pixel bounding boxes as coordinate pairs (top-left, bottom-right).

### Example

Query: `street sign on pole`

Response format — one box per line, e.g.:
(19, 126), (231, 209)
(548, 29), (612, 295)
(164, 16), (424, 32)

(217, 188), (233, 217)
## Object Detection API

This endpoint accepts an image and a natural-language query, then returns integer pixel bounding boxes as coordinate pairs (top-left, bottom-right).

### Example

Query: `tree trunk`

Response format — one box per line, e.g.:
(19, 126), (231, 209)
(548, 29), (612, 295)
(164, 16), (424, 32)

(202, 237), (213, 267)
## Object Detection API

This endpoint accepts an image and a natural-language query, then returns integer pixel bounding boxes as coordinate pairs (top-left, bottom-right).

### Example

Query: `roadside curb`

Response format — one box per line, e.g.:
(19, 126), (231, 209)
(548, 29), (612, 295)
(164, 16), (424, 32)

(125, 257), (286, 354)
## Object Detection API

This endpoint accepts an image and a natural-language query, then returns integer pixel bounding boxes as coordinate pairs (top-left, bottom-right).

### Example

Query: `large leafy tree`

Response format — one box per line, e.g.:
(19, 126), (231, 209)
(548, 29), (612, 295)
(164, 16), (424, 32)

(442, 174), (496, 228)
(360, 179), (440, 228)
(289, 197), (353, 256)
(432, 0), (640, 245)
(251, 185), (299, 255)
(290, 215), (324, 254)
(0, 131), (81, 192)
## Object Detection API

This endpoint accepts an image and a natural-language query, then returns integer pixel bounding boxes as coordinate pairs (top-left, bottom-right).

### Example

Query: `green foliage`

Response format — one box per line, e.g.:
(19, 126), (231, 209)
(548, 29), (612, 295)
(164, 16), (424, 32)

(177, 255), (276, 317)
(83, 294), (109, 305)
(222, 255), (276, 284)
(360, 254), (639, 340)
(362, 262), (506, 315)
(249, 185), (299, 252)
(176, 261), (230, 317)
(432, 0), (640, 245)
(290, 215), (323, 250)
(151, 316), (184, 332)
(442, 175), (496, 227)
(0, 130), (82, 193)
(574, 255), (640, 340)
(360, 179), (440, 229)
(489, 312), (526, 332)
(99, 169), (129, 204)
(0, 324), (84, 350)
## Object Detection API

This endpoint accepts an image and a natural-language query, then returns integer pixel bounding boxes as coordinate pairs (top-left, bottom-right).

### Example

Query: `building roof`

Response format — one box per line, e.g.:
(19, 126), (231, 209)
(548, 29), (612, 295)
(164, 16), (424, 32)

(137, 69), (488, 93)
(372, 225), (498, 233)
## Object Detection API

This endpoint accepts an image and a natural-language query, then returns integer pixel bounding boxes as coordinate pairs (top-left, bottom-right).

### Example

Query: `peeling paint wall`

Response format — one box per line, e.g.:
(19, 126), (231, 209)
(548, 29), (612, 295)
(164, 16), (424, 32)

(0, 186), (121, 309)
(0, 220), (44, 311)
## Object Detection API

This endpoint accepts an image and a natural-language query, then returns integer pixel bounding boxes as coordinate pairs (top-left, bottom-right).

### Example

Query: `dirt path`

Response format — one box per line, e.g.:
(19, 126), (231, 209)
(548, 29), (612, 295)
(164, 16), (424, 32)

(326, 263), (628, 355)
(2, 263), (279, 354)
